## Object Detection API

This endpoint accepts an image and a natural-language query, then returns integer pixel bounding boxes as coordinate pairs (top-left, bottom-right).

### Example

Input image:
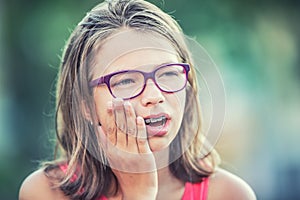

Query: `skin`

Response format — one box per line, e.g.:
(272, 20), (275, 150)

(92, 30), (187, 199)
(94, 52), (186, 153)
(19, 29), (257, 200)
(92, 29), (186, 153)
(19, 168), (256, 200)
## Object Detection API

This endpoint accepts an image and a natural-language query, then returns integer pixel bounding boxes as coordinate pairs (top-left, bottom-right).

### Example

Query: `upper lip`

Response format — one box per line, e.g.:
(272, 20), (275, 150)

(143, 113), (170, 120)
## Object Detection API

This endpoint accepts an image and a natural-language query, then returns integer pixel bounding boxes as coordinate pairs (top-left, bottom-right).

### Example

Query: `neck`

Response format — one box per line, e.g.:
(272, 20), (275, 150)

(156, 166), (185, 199)
(157, 166), (175, 184)
(153, 146), (184, 188)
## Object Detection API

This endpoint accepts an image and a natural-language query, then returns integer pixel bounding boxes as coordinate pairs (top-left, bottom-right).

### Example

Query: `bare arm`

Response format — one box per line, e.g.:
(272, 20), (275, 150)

(208, 168), (256, 200)
(19, 169), (68, 200)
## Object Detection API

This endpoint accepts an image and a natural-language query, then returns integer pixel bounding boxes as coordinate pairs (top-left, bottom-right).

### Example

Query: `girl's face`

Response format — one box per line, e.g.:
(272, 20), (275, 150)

(91, 29), (186, 152)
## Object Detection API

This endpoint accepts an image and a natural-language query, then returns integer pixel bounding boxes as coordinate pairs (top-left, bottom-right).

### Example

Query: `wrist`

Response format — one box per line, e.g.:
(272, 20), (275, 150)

(122, 188), (157, 200)
(123, 195), (156, 200)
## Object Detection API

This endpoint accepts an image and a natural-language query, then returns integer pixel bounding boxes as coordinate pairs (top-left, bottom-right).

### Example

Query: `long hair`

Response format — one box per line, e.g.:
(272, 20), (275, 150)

(44, 0), (220, 199)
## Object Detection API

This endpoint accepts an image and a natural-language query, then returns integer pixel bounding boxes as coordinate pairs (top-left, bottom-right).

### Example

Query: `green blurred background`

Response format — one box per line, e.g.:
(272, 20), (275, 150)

(1, 0), (299, 199)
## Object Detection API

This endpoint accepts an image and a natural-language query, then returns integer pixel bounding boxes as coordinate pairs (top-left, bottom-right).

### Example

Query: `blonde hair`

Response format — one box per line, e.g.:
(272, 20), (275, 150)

(44, 0), (220, 199)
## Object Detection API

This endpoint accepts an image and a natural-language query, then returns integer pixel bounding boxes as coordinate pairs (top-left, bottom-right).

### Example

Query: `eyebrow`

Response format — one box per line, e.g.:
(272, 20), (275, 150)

(96, 61), (179, 80)
(140, 61), (179, 70)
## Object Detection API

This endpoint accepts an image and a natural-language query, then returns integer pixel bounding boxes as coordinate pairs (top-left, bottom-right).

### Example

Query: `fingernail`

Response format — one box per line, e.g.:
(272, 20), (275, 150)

(107, 101), (113, 110)
(124, 101), (130, 111)
(113, 98), (123, 108)
(114, 97), (123, 103)
(137, 116), (144, 125)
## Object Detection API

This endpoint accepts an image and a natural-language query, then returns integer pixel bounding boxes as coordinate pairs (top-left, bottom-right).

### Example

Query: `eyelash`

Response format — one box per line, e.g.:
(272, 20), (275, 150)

(111, 78), (135, 87)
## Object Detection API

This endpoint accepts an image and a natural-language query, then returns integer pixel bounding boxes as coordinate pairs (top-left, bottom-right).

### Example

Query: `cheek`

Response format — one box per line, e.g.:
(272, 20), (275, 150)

(93, 87), (113, 124)
(171, 90), (186, 130)
(169, 90), (186, 113)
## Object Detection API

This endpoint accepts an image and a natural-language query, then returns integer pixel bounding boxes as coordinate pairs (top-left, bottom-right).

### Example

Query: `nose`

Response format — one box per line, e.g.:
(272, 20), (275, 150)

(141, 79), (165, 106)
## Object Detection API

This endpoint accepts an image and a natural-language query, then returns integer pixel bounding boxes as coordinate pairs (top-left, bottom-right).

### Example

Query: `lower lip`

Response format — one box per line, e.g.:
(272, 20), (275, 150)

(146, 119), (170, 137)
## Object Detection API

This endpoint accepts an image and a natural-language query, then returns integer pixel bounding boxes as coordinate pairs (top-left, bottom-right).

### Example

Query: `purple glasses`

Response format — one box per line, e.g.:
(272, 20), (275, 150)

(89, 63), (190, 100)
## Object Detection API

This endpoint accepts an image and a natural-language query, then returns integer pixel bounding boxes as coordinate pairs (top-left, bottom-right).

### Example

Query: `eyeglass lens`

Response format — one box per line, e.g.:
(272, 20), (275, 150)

(109, 64), (187, 99)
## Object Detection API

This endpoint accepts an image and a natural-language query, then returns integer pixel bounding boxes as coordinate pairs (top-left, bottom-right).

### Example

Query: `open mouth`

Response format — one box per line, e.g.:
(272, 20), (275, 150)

(144, 116), (167, 127)
(143, 115), (169, 137)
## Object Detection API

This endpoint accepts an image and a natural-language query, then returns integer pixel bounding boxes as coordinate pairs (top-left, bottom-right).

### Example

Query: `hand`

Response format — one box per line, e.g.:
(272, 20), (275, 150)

(98, 98), (158, 200)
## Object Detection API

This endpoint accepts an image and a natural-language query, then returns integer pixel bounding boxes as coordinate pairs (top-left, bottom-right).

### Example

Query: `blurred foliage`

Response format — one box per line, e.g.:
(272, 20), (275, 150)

(0, 0), (299, 199)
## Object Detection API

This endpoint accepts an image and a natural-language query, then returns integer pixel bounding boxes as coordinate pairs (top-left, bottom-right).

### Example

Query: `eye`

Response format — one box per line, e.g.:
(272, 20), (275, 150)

(111, 78), (136, 88)
(160, 71), (179, 77)
(157, 68), (181, 79)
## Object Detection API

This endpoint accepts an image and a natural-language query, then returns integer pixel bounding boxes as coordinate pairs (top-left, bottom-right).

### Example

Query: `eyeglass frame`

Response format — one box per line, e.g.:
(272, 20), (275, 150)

(89, 63), (190, 100)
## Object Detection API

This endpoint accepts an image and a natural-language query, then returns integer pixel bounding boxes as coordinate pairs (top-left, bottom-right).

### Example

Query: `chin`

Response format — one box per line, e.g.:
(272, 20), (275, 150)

(148, 137), (173, 152)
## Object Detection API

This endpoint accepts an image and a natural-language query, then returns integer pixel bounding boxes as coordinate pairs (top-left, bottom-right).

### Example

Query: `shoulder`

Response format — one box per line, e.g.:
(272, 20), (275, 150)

(19, 168), (69, 200)
(207, 168), (256, 200)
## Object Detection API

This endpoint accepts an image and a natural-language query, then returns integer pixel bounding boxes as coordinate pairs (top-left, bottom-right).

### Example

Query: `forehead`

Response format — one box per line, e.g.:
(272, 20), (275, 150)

(92, 29), (179, 75)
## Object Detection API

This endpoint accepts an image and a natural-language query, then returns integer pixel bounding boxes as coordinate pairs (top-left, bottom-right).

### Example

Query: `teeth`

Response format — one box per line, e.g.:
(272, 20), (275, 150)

(144, 116), (167, 126)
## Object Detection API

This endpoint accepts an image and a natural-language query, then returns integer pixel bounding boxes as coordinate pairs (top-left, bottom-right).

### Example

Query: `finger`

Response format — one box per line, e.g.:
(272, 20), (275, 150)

(105, 101), (117, 145)
(124, 101), (137, 136)
(113, 98), (127, 147)
(124, 101), (138, 150)
(136, 116), (151, 153)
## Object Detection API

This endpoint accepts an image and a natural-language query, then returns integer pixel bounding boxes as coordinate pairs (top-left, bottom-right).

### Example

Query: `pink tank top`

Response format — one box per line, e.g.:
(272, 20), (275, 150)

(59, 164), (209, 200)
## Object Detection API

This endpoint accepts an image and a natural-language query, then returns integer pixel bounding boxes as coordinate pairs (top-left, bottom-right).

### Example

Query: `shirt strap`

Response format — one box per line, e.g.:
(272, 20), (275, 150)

(182, 177), (209, 200)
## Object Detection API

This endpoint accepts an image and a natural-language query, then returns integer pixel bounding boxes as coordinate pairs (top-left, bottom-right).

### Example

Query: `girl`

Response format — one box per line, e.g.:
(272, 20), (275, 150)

(19, 0), (256, 199)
